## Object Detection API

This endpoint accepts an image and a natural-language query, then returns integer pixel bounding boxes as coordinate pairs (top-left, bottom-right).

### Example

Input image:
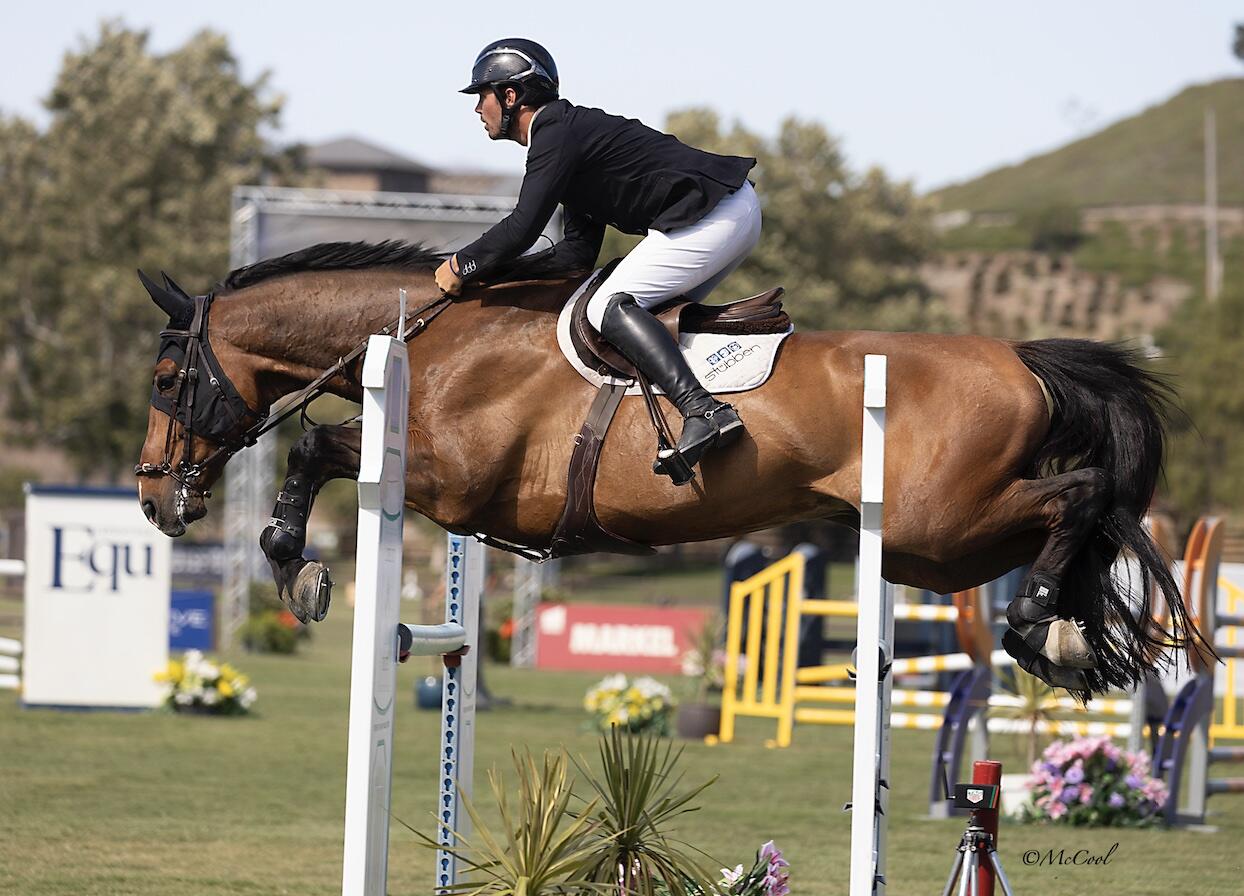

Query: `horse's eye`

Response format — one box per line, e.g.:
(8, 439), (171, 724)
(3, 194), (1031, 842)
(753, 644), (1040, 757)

(156, 373), (178, 392)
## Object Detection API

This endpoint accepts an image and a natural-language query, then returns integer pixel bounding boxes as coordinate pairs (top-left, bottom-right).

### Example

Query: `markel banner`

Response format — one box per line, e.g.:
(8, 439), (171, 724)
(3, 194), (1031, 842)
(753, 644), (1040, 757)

(22, 485), (170, 708)
(534, 603), (709, 673)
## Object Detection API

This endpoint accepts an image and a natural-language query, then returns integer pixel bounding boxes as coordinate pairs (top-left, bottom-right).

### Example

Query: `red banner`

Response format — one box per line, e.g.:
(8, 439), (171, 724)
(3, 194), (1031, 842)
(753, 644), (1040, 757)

(534, 603), (710, 673)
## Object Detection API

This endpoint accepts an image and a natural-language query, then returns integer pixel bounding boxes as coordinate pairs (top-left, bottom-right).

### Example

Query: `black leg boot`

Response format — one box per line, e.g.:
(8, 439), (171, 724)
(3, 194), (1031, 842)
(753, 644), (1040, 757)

(599, 293), (745, 479)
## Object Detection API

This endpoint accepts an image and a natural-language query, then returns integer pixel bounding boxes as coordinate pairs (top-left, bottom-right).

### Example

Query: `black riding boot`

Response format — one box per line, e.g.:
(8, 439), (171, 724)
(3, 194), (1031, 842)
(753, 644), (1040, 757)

(599, 293), (744, 480)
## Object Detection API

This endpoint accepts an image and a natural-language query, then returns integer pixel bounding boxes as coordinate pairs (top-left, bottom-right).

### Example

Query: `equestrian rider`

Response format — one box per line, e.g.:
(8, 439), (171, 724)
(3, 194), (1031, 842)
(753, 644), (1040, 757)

(434, 38), (762, 484)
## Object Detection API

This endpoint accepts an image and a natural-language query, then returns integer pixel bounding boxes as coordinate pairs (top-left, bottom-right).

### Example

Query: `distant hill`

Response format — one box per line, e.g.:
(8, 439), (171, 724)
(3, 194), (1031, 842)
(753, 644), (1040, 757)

(931, 79), (1244, 213)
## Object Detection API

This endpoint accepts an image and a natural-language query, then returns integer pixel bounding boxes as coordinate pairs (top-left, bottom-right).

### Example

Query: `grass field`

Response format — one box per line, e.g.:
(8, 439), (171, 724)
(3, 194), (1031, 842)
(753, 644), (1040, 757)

(3, 592), (1244, 896)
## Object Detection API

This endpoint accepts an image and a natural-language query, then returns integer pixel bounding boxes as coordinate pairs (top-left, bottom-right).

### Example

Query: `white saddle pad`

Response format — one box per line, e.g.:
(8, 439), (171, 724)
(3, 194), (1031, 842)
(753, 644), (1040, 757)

(555, 271), (793, 396)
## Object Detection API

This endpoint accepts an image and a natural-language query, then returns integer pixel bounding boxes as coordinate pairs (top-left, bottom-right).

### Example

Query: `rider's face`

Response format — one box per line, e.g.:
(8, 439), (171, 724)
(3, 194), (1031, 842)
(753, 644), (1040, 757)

(474, 88), (517, 140)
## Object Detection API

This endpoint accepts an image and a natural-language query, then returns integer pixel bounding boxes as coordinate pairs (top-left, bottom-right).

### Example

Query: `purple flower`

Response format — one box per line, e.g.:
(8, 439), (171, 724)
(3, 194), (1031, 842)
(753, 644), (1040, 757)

(1061, 786), (1080, 803)
(1125, 774), (1142, 789)
(1064, 764), (1085, 785)
(1108, 792), (1126, 808)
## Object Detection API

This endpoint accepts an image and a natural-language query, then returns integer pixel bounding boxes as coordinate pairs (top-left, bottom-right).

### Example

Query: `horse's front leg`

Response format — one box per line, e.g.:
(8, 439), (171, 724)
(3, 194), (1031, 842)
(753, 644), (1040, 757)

(259, 424), (362, 623)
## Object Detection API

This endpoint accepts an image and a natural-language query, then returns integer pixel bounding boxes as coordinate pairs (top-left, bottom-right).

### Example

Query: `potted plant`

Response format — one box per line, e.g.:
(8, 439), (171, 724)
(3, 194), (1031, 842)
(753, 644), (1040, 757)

(675, 615), (727, 740)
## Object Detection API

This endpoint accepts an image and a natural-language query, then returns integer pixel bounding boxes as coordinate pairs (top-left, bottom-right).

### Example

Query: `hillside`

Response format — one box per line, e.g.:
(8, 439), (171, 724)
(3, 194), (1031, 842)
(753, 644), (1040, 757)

(932, 78), (1244, 212)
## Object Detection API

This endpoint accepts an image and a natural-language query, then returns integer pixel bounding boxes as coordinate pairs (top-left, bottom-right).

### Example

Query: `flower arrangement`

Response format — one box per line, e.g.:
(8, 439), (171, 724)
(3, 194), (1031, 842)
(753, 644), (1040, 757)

(717, 841), (790, 896)
(1018, 735), (1167, 826)
(156, 649), (257, 716)
(584, 674), (674, 735)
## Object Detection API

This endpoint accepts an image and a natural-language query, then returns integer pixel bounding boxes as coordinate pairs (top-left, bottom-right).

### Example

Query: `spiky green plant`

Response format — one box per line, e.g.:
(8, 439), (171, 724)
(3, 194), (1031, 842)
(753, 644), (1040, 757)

(993, 667), (1061, 768)
(574, 727), (719, 896)
(408, 747), (613, 896)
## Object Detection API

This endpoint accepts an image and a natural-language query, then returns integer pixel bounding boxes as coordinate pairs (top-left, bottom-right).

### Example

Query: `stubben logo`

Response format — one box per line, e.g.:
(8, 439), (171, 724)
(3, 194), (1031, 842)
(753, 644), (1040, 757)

(703, 341), (761, 383)
(568, 623), (679, 658)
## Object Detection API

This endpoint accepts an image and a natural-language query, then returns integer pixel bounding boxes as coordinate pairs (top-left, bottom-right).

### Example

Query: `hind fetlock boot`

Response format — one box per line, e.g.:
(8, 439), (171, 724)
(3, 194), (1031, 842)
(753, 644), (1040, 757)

(599, 293), (745, 481)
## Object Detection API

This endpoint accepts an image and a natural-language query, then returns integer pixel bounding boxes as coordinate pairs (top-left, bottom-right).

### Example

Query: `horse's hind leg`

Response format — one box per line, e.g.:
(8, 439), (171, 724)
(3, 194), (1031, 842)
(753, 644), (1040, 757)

(259, 424), (362, 623)
(998, 467), (1112, 696)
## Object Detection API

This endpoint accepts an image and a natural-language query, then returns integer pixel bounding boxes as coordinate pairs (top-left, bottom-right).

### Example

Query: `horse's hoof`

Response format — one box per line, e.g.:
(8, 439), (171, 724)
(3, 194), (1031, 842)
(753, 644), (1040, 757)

(1002, 628), (1091, 694)
(290, 561), (332, 623)
(1045, 619), (1097, 669)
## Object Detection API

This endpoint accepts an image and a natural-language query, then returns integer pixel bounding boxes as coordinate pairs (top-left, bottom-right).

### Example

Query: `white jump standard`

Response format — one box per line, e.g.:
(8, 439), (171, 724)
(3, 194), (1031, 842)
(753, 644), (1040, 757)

(340, 326), (480, 896)
(849, 354), (892, 896)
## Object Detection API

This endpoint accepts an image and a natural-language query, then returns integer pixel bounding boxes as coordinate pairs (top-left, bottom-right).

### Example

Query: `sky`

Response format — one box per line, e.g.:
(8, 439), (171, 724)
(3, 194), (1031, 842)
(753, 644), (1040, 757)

(1, 1), (1240, 192)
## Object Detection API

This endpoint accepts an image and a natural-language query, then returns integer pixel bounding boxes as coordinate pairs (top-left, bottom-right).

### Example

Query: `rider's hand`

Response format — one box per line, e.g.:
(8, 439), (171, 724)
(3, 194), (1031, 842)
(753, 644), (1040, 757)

(435, 257), (464, 296)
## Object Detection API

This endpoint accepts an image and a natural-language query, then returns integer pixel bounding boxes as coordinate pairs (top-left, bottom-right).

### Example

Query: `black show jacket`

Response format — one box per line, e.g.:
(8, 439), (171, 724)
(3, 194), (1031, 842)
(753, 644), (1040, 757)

(455, 99), (756, 281)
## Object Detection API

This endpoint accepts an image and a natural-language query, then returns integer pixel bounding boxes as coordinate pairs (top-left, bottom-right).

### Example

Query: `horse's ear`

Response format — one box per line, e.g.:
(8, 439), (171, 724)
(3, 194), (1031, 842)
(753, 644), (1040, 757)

(160, 271), (192, 300)
(138, 269), (192, 322)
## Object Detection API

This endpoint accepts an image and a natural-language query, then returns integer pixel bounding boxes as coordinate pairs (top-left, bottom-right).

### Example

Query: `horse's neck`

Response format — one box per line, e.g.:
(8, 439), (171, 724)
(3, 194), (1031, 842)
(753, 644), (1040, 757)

(211, 270), (573, 410)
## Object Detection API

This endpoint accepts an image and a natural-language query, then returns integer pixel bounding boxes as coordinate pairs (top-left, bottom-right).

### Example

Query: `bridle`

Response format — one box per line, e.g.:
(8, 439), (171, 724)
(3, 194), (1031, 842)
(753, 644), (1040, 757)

(135, 289), (454, 523)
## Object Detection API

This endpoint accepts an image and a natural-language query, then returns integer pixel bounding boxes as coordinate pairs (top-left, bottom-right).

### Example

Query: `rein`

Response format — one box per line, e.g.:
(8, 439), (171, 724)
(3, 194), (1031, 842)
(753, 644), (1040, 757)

(135, 289), (454, 508)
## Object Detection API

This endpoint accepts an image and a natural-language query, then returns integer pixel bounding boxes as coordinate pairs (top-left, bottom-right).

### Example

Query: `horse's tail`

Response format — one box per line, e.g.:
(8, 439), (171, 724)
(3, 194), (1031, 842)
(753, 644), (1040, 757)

(1012, 338), (1210, 693)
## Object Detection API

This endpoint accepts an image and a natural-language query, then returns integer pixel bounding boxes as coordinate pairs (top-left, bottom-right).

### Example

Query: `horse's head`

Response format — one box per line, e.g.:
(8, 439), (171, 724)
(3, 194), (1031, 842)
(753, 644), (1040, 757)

(134, 271), (265, 536)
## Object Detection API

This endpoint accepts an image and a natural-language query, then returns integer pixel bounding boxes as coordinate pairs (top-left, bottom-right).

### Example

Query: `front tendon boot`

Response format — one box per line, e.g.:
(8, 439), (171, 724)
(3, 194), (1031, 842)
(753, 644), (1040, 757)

(599, 294), (745, 481)
(1002, 572), (1096, 694)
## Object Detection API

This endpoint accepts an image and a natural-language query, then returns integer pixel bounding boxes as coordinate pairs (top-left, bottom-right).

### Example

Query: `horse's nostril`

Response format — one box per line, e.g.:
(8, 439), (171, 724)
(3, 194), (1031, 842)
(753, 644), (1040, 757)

(142, 498), (157, 522)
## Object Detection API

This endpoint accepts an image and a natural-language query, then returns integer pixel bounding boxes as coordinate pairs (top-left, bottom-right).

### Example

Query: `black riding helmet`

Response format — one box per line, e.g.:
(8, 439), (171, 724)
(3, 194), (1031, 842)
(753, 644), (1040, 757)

(460, 39), (559, 139)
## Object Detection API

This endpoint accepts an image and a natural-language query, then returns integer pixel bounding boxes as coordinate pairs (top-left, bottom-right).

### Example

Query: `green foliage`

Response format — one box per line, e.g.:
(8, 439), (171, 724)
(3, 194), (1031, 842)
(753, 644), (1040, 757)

(0, 21), (302, 478)
(240, 611), (301, 654)
(1020, 204), (1085, 253)
(574, 729), (719, 896)
(411, 748), (611, 896)
(241, 580), (307, 654)
(932, 78), (1244, 212)
(0, 466), (36, 511)
(659, 108), (942, 332)
(1156, 282), (1244, 524)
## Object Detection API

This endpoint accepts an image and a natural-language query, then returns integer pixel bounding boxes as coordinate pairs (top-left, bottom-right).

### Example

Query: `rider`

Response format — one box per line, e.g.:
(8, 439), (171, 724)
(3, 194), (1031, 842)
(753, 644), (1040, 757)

(435, 38), (762, 484)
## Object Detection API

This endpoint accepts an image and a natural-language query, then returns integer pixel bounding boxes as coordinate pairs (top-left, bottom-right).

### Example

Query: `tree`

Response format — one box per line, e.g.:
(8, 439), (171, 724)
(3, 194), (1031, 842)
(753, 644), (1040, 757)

(1157, 280), (1244, 526)
(0, 22), (298, 479)
(1233, 23), (1244, 63)
(647, 108), (941, 332)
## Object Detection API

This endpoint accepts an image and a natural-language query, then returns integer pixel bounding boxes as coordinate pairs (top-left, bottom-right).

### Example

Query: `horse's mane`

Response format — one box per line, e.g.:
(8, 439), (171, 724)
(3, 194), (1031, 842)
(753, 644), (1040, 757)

(218, 240), (447, 293)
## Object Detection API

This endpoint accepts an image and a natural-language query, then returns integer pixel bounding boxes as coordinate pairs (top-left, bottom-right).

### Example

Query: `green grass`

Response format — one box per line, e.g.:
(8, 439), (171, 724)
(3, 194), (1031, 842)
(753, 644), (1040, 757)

(3, 597), (1244, 895)
(931, 78), (1244, 212)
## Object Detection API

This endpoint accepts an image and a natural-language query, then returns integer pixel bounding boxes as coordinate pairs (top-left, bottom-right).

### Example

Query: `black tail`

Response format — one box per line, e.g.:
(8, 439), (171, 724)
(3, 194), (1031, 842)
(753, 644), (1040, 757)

(1014, 339), (1213, 694)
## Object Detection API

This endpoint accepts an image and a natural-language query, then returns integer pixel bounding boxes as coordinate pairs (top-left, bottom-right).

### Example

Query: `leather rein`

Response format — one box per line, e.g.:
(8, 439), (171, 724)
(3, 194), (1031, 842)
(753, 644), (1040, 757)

(134, 290), (454, 516)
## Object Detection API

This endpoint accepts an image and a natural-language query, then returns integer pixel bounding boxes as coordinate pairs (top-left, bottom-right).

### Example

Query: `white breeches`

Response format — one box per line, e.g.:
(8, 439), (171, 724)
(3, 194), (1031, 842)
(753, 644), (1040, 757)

(585, 180), (762, 331)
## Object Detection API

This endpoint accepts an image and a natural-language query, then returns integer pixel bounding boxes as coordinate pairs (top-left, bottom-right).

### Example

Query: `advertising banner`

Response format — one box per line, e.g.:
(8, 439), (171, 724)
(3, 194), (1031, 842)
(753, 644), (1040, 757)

(22, 486), (170, 708)
(534, 603), (709, 673)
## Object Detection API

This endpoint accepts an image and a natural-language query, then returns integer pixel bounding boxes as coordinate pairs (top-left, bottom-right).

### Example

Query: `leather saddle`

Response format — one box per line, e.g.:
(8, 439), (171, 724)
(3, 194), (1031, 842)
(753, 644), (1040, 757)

(569, 259), (790, 379)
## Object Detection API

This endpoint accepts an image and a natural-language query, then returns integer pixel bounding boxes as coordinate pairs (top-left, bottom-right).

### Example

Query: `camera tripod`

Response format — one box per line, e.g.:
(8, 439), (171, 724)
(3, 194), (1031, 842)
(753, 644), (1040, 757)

(938, 764), (1017, 896)
(940, 813), (1016, 896)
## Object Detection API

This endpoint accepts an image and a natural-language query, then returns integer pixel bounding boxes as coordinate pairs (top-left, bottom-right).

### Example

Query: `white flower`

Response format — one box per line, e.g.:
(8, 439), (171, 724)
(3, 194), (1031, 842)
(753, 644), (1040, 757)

(633, 677), (672, 699)
(240, 688), (257, 708)
(719, 864), (744, 885)
(201, 690), (220, 706)
(596, 673), (627, 693)
(173, 692), (193, 706)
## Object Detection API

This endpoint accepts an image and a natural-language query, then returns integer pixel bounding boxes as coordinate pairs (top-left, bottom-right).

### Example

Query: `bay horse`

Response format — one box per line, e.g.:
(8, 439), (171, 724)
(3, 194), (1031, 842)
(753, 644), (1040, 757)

(134, 241), (1208, 701)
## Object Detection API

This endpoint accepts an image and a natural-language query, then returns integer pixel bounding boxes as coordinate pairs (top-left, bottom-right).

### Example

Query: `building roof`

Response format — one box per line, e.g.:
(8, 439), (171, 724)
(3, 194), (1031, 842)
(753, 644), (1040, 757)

(307, 137), (433, 174)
